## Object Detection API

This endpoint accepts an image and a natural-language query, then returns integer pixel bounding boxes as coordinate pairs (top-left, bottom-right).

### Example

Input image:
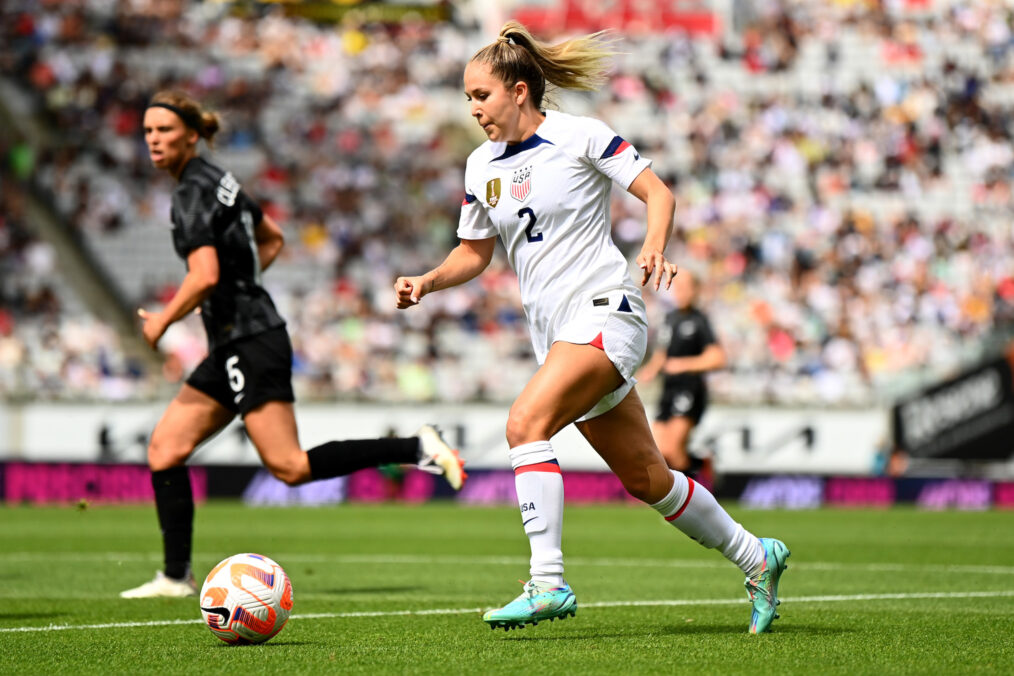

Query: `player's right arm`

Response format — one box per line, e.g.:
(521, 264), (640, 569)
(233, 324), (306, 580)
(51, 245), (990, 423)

(397, 148), (498, 309)
(394, 237), (495, 309)
(138, 245), (219, 348)
(139, 181), (220, 349)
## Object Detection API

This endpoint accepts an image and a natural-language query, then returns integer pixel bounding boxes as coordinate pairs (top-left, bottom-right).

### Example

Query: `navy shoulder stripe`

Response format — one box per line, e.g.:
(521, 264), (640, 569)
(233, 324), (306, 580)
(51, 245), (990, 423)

(600, 136), (632, 159)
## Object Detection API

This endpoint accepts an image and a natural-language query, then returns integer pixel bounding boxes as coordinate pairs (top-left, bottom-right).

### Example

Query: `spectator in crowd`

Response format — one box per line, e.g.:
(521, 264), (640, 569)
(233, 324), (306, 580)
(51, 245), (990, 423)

(1, 0), (1013, 406)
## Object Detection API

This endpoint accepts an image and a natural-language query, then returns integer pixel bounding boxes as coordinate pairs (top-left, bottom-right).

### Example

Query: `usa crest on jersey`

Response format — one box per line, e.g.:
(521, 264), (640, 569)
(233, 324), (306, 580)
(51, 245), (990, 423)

(510, 166), (532, 202)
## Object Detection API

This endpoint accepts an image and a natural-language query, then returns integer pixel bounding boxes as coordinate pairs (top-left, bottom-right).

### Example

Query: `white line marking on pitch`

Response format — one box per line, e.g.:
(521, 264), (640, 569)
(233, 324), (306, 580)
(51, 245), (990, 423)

(2, 553), (1013, 576)
(2, 590), (1013, 634)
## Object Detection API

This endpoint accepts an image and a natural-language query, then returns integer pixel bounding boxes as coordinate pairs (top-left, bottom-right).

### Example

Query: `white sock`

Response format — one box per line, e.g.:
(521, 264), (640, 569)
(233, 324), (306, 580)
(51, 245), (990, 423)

(651, 470), (764, 576)
(510, 441), (564, 586)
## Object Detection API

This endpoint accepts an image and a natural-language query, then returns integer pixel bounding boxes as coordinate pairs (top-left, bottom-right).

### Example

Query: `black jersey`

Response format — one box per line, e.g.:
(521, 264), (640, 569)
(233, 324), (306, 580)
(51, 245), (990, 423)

(170, 157), (285, 351)
(657, 306), (718, 391)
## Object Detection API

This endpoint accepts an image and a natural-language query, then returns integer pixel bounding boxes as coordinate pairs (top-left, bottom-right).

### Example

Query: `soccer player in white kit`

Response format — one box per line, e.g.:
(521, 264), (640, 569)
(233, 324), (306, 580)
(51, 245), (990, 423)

(395, 21), (790, 634)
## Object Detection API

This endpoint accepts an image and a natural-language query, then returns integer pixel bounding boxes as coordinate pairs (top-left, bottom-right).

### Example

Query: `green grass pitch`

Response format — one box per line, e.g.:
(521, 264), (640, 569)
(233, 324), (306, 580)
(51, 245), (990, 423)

(1, 502), (1012, 674)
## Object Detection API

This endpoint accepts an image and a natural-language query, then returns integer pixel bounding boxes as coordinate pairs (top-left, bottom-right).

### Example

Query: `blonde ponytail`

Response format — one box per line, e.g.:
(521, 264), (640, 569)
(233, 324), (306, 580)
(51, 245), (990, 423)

(471, 21), (616, 109)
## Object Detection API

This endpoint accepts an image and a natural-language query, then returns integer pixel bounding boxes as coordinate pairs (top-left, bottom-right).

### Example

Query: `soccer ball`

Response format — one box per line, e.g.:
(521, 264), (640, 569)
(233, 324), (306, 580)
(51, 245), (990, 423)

(199, 553), (293, 644)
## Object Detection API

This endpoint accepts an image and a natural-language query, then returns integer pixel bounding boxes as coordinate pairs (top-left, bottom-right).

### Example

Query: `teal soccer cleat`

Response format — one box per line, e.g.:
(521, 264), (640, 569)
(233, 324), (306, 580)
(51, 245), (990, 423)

(482, 580), (577, 631)
(745, 538), (790, 634)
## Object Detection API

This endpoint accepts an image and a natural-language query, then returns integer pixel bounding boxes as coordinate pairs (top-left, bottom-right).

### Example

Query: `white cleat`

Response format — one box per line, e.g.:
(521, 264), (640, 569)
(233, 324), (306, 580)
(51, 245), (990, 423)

(416, 425), (467, 491)
(120, 571), (198, 599)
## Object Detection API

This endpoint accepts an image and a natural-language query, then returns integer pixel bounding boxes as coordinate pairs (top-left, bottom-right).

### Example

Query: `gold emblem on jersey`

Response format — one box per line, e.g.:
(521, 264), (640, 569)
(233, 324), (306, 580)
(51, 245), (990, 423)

(486, 178), (501, 207)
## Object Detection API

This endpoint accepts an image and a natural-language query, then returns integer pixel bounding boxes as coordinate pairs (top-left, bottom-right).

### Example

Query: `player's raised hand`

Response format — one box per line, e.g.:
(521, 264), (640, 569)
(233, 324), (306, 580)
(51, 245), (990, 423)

(394, 275), (430, 309)
(636, 248), (678, 291)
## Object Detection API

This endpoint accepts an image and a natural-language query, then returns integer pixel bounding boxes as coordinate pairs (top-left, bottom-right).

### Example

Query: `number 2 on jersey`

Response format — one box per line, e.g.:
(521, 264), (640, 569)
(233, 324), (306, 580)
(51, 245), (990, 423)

(519, 207), (543, 243)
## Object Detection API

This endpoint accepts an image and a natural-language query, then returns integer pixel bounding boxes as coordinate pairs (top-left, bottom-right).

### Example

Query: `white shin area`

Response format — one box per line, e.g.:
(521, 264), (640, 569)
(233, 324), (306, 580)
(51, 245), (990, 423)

(651, 469), (763, 576)
(509, 441), (565, 586)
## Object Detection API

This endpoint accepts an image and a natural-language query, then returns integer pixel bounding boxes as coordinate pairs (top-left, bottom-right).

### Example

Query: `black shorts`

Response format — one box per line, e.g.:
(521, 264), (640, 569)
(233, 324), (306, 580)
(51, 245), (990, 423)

(656, 385), (707, 425)
(186, 326), (295, 416)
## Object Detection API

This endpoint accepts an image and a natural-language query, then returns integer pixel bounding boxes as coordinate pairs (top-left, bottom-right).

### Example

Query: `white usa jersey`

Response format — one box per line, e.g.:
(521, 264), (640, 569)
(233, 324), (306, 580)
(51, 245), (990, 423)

(457, 110), (651, 348)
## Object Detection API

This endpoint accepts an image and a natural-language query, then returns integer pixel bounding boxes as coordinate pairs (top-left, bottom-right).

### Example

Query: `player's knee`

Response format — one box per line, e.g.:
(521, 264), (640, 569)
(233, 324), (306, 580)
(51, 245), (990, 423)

(505, 404), (548, 447)
(147, 434), (190, 471)
(267, 464), (303, 487)
(265, 456), (309, 486)
(618, 468), (654, 503)
(618, 461), (672, 504)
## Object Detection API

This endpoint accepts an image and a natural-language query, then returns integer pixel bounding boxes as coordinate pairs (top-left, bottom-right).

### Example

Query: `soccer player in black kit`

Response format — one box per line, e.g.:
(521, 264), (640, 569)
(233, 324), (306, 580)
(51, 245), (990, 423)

(637, 271), (726, 474)
(121, 91), (466, 598)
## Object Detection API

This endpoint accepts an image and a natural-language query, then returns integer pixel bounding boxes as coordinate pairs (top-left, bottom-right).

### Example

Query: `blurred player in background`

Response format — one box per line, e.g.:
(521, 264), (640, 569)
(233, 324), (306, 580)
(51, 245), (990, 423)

(637, 271), (725, 479)
(121, 91), (465, 599)
(395, 22), (789, 634)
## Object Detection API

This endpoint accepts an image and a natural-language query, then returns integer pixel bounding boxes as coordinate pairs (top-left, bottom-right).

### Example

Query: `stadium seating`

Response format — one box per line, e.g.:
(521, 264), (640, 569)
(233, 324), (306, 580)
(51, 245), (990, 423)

(2, 0), (1013, 405)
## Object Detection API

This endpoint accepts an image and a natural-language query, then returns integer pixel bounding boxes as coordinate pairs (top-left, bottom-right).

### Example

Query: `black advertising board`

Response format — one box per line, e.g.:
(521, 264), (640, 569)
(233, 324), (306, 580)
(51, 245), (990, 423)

(892, 357), (1014, 460)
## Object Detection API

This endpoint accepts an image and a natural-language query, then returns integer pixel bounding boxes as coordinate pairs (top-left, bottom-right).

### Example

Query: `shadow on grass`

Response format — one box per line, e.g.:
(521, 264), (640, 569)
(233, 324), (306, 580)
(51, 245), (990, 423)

(658, 623), (753, 636)
(659, 623), (845, 636)
(214, 641), (314, 648)
(500, 623), (845, 640)
(741, 624), (847, 637)
(316, 586), (423, 595)
(0, 612), (65, 621)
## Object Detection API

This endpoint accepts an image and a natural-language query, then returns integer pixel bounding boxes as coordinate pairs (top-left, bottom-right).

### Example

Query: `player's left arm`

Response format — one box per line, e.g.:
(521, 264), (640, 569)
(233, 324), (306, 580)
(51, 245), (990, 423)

(627, 168), (677, 290)
(664, 344), (728, 375)
(138, 245), (219, 349)
(255, 213), (284, 271)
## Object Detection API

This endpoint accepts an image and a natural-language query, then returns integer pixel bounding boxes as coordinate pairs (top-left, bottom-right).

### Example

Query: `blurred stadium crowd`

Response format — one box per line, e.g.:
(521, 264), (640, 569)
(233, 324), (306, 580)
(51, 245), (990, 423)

(2, 0), (1014, 407)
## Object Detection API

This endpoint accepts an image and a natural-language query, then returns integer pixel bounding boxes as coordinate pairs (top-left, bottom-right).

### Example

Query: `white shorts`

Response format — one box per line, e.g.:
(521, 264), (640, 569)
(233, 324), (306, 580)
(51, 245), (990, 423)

(530, 286), (648, 422)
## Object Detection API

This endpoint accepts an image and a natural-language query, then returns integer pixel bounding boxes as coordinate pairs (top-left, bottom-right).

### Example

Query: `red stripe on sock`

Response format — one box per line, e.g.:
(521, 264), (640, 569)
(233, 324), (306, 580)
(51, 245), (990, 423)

(514, 462), (562, 475)
(664, 476), (695, 521)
